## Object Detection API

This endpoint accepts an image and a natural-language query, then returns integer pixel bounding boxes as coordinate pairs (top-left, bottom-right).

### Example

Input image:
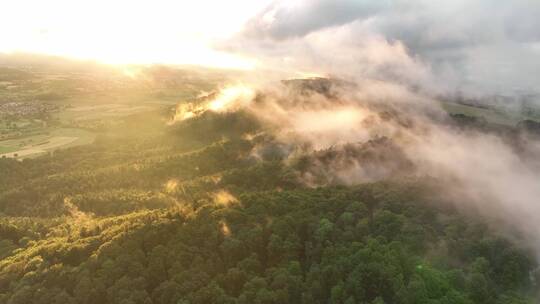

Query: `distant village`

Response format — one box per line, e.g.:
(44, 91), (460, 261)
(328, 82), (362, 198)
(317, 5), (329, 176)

(0, 102), (61, 119)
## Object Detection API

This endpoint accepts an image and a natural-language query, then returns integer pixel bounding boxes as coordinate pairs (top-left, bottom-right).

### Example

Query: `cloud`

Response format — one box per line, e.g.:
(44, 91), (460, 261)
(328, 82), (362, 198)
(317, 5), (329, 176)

(253, 81), (540, 256)
(243, 0), (390, 39)
(225, 0), (540, 96)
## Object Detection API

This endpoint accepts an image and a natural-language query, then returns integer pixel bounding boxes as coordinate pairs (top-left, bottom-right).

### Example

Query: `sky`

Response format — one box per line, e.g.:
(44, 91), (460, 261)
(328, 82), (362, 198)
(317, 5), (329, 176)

(1, 0), (539, 95)
(0, 0), (272, 68)
(229, 0), (540, 95)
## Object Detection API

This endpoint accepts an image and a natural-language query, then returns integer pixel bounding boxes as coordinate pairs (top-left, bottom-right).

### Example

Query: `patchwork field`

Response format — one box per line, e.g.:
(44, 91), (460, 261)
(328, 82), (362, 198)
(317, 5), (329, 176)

(0, 128), (95, 159)
(0, 99), (172, 160)
(0, 63), (230, 163)
(57, 103), (154, 121)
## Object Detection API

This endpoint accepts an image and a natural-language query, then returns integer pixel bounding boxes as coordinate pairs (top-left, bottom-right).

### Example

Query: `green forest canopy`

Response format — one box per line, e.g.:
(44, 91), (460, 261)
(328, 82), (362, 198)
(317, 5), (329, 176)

(0, 110), (538, 304)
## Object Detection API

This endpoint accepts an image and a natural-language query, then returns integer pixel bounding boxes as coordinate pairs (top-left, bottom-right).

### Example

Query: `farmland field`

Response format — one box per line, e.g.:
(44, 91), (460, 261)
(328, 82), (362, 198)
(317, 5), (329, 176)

(0, 128), (95, 159)
(0, 146), (17, 154)
(57, 103), (154, 121)
(0, 63), (244, 160)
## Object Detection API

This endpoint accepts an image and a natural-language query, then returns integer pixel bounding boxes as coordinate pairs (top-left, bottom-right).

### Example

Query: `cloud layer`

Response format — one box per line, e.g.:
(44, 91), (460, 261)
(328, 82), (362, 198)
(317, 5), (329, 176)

(225, 0), (540, 97)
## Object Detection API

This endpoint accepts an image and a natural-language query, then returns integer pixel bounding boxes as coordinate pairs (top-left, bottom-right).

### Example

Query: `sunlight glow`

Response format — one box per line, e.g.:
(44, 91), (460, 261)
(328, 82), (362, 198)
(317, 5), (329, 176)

(208, 85), (256, 111)
(165, 179), (179, 193)
(0, 0), (271, 69)
(213, 190), (238, 207)
(172, 84), (256, 123)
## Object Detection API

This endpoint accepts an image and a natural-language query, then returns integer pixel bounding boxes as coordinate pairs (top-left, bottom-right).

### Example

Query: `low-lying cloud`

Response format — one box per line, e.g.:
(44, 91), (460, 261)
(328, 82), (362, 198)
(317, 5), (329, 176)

(176, 0), (540, 256)
(175, 77), (540, 257)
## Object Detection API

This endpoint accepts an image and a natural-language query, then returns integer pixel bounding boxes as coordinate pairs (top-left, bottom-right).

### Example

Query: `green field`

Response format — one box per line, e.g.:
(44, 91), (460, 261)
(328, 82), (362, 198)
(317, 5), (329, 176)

(0, 146), (17, 154)
(56, 103), (155, 121)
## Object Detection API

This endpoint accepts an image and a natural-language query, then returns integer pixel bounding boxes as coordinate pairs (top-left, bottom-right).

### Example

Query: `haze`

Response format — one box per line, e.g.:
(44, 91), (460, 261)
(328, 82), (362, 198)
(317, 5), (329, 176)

(1, 1), (539, 303)
(0, 0), (272, 68)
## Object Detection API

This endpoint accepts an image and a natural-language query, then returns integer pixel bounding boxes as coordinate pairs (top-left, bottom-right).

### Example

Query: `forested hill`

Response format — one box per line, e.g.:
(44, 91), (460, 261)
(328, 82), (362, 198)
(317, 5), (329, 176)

(0, 109), (538, 304)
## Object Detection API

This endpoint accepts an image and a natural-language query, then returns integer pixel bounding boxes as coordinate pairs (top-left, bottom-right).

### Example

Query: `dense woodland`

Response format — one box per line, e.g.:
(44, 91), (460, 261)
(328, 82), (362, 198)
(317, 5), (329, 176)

(0, 108), (538, 304)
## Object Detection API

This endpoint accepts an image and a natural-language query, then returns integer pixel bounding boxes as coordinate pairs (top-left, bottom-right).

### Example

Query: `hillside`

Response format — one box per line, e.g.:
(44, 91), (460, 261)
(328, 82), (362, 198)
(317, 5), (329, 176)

(2, 0), (540, 303)
(0, 95), (538, 303)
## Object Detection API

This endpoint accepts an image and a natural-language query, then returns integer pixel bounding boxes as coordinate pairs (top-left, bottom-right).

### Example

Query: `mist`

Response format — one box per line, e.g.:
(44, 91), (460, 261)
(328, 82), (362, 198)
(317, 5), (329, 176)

(197, 0), (540, 257)
(174, 69), (540, 259)
(2, 1), (538, 302)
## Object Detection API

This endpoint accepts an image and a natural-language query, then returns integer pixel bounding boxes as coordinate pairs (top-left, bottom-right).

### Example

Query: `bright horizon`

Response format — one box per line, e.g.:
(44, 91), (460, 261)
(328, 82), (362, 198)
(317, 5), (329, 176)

(0, 0), (273, 69)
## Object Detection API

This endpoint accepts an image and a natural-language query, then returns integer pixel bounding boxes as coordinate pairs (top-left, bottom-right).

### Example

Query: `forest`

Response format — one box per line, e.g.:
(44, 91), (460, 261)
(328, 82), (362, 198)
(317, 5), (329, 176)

(2, 0), (540, 302)
(0, 103), (538, 304)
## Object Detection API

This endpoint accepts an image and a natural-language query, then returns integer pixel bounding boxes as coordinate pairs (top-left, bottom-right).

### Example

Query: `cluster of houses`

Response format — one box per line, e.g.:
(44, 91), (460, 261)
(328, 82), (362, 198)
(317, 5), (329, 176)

(0, 102), (59, 119)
